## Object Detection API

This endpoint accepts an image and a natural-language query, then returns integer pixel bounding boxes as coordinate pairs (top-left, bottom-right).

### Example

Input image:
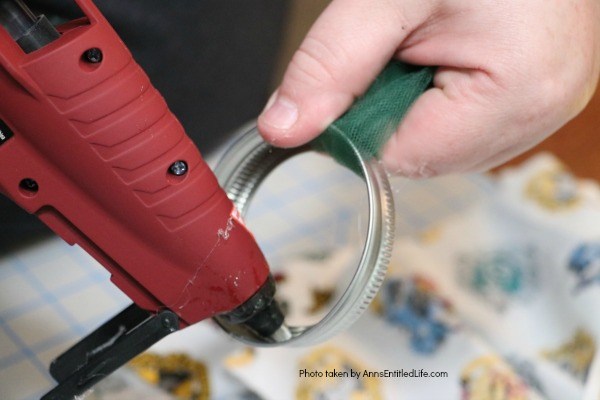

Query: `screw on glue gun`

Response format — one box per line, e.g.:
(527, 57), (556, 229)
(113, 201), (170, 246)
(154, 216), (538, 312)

(216, 275), (292, 341)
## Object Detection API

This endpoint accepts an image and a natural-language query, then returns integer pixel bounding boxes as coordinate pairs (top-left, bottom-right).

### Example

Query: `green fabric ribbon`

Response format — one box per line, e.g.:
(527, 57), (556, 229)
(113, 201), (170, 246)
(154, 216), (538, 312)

(312, 62), (434, 172)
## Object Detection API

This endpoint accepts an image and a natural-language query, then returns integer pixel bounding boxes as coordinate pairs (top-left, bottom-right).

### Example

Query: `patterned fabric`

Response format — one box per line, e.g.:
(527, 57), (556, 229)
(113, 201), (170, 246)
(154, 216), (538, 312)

(4, 151), (600, 399)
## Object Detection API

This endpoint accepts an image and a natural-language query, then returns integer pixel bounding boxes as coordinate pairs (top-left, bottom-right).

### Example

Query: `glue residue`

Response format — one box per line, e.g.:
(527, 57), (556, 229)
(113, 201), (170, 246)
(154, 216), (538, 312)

(170, 211), (240, 311)
(217, 217), (235, 240)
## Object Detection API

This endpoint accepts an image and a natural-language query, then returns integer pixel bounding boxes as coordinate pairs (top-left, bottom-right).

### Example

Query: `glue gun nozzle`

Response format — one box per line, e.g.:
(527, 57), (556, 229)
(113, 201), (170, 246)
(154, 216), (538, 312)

(217, 275), (286, 339)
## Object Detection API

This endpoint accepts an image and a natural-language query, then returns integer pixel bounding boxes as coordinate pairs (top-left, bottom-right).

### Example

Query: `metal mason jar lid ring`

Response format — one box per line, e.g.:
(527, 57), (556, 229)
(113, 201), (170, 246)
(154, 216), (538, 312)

(213, 123), (394, 346)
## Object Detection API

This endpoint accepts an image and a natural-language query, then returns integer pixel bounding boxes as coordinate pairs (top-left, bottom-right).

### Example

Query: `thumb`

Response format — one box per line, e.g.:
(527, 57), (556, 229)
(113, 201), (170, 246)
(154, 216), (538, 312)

(258, 0), (432, 147)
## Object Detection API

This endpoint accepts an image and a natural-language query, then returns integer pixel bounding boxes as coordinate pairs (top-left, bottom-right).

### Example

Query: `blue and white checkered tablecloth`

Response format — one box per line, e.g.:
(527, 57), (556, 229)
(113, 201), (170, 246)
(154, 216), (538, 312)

(0, 148), (487, 400)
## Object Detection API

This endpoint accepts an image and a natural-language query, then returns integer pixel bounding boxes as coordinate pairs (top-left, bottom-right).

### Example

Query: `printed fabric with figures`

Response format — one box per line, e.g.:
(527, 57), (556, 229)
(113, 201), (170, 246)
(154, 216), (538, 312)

(223, 154), (600, 400)
(103, 153), (600, 400)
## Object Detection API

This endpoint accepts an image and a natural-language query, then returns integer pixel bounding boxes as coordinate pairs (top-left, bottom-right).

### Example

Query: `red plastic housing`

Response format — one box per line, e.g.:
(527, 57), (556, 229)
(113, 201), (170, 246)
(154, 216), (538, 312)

(0, 0), (270, 326)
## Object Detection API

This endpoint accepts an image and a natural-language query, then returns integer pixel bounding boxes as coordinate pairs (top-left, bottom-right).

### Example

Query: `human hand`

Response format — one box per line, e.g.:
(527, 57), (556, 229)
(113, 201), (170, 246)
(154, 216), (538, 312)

(258, 0), (600, 177)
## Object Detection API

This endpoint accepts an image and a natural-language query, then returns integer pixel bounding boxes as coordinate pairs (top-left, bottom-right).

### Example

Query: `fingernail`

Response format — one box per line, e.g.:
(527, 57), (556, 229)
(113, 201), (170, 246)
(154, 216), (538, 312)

(260, 93), (298, 130)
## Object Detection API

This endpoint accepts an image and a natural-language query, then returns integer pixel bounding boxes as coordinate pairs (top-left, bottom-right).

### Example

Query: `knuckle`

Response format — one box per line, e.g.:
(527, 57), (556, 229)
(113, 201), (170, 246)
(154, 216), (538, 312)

(286, 36), (347, 90)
